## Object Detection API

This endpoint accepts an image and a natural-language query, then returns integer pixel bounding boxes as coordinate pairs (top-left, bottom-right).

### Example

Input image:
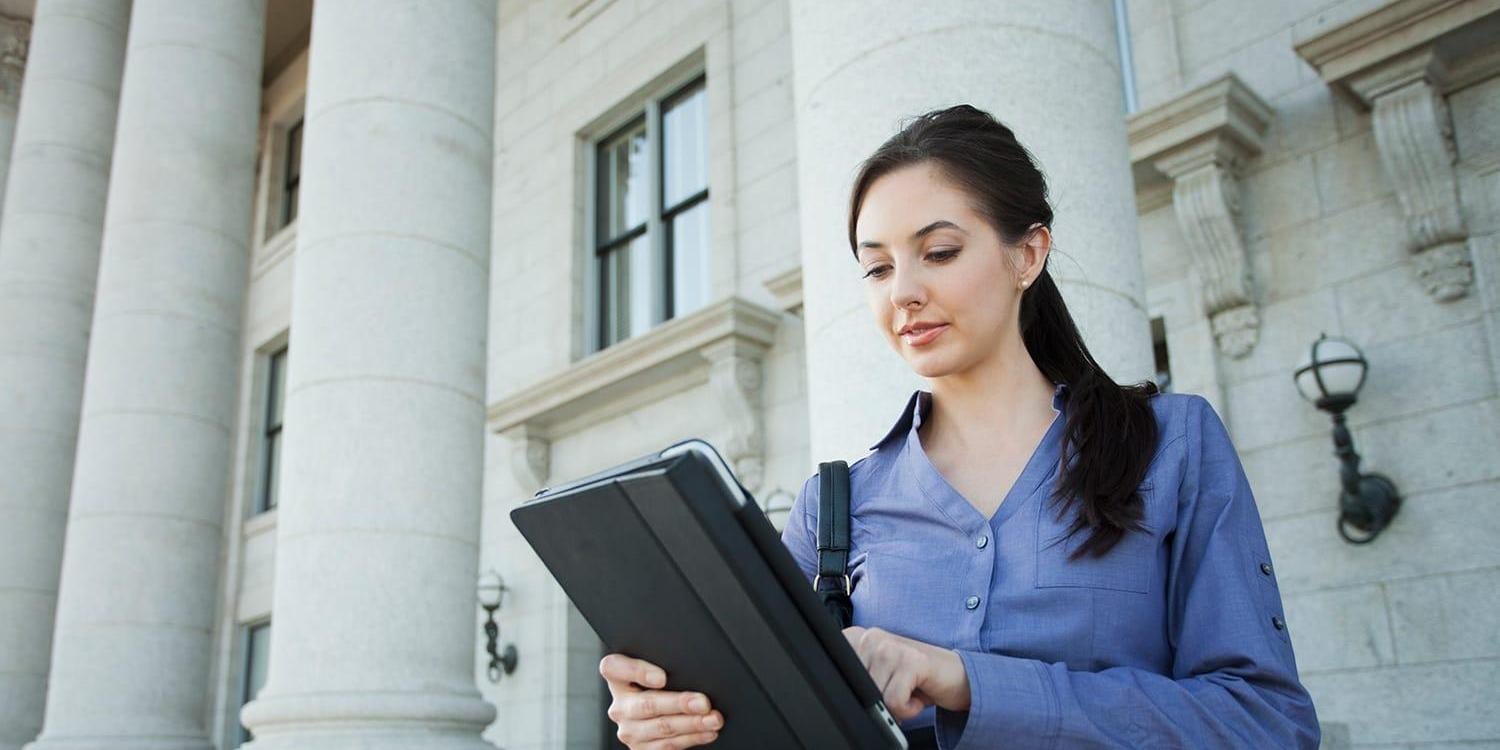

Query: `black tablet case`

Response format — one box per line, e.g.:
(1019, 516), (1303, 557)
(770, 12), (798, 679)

(509, 441), (904, 749)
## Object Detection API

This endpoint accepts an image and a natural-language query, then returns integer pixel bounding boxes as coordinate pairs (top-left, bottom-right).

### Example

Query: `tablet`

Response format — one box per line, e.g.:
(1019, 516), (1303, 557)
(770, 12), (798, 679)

(510, 438), (907, 749)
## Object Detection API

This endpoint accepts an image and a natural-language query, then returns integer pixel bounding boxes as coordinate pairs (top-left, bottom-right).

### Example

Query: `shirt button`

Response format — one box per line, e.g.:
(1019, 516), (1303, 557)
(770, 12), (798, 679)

(1260, 563), (1273, 576)
(975, 535), (989, 549)
(965, 595), (980, 610)
(1271, 615), (1285, 630)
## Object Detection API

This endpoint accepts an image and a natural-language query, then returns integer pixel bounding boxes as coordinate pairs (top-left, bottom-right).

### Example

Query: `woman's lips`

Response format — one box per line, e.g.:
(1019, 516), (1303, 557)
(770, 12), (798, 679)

(901, 324), (948, 346)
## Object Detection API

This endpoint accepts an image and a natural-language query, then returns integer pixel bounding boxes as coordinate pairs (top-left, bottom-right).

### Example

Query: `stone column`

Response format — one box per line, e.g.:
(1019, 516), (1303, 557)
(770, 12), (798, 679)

(0, 13), (30, 216)
(0, 4), (128, 750)
(25, 1), (263, 748)
(239, 2), (497, 748)
(790, 0), (1154, 460)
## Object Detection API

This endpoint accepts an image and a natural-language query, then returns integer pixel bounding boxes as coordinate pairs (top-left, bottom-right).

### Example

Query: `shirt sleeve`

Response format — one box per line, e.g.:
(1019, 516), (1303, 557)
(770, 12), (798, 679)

(780, 472), (821, 585)
(935, 395), (1321, 749)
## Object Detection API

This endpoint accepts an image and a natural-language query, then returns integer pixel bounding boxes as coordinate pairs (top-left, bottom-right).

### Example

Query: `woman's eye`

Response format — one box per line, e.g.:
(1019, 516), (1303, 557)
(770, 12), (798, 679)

(861, 249), (959, 280)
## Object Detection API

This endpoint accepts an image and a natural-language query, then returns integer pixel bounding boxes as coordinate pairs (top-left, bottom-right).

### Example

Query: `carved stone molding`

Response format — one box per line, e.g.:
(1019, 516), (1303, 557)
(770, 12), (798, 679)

(487, 295), (781, 496)
(1128, 75), (1272, 358)
(0, 14), (29, 107)
(501, 424), (551, 498)
(1360, 52), (1471, 300)
(1295, 0), (1500, 301)
(702, 337), (766, 493)
(762, 264), (803, 316)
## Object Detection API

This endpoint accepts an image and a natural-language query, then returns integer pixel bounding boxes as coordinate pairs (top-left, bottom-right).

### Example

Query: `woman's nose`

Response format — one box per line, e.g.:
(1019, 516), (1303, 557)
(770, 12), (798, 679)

(889, 265), (927, 309)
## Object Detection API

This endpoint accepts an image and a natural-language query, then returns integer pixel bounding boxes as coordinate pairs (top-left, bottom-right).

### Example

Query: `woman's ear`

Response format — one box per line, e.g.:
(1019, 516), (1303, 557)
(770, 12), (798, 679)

(1016, 224), (1051, 287)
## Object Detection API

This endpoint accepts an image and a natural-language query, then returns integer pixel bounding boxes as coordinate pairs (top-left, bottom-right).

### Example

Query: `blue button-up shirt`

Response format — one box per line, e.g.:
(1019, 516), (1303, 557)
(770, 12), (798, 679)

(780, 384), (1320, 748)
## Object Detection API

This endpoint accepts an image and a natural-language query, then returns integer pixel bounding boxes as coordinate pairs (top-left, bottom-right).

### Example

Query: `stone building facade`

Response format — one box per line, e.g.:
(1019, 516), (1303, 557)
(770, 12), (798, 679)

(0, 1), (1495, 749)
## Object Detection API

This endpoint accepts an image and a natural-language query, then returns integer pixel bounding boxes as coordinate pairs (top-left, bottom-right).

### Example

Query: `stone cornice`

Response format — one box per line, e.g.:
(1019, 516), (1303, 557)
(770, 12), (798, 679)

(762, 264), (802, 315)
(488, 295), (782, 494)
(1295, 0), (1500, 100)
(1128, 74), (1273, 177)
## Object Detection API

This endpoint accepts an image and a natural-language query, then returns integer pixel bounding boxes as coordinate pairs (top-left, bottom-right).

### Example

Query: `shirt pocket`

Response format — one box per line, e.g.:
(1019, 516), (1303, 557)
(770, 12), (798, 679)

(850, 546), (958, 644)
(1034, 498), (1154, 594)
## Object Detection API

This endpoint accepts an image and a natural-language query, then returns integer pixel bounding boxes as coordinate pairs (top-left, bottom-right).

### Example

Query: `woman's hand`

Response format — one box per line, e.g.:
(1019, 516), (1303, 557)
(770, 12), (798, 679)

(599, 653), (724, 748)
(843, 625), (972, 721)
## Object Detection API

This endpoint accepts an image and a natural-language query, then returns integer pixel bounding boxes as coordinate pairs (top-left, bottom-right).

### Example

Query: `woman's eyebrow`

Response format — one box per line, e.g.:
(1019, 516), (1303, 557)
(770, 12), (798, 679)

(857, 219), (967, 251)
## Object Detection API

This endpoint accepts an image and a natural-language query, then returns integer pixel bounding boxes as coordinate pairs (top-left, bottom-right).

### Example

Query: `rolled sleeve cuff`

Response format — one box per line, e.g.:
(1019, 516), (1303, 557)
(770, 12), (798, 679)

(936, 650), (1059, 750)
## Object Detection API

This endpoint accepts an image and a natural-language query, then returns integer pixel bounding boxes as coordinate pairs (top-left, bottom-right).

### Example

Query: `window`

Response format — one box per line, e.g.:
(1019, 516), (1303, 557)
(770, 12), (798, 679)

(1151, 316), (1172, 393)
(280, 119), (303, 228)
(256, 346), (287, 513)
(592, 74), (709, 352)
(238, 621), (271, 746)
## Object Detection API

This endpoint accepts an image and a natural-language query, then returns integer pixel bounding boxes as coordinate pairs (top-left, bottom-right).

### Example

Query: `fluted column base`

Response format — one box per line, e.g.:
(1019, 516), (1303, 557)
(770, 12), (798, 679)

(241, 691), (495, 750)
(25, 736), (210, 750)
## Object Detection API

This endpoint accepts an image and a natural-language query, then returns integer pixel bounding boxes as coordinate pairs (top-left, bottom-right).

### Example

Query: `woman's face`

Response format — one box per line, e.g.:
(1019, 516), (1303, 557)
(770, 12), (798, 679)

(853, 162), (1029, 380)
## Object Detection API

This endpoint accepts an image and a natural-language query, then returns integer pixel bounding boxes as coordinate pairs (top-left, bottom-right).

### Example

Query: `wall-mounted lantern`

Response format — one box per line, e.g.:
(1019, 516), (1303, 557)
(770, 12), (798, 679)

(1293, 334), (1402, 544)
(477, 570), (518, 682)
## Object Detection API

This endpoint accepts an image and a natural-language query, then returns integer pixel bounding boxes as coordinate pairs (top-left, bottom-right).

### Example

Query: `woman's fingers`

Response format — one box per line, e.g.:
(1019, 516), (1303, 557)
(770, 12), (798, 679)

(844, 626), (926, 721)
(637, 730), (721, 750)
(600, 653), (667, 691)
(615, 710), (724, 747)
(882, 667), (924, 721)
(610, 689), (713, 721)
(599, 655), (726, 749)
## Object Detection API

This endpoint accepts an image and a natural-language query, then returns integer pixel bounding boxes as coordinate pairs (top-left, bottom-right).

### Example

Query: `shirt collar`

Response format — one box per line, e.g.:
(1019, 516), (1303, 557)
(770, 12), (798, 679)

(867, 382), (1069, 452)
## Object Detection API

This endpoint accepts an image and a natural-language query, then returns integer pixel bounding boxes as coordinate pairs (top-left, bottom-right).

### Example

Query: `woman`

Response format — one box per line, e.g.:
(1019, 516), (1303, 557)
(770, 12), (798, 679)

(600, 105), (1320, 749)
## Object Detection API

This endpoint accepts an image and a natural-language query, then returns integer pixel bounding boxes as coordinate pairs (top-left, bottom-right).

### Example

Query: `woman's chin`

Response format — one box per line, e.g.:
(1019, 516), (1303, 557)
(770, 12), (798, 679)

(905, 353), (958, 379)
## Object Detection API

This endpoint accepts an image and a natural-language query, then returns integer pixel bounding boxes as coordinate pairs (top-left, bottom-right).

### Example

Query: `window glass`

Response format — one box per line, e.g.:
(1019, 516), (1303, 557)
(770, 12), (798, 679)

(238, 622), (271, 745)
(669, 201), (709, 318)
(281, 120), (302, 227)
(259, 347), (287, 512)
(662, 82), (706, 208)
(599, 120), (649, 242)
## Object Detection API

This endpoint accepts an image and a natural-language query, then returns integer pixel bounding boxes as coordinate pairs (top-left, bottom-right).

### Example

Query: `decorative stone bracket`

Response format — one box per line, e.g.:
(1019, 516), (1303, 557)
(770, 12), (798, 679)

(1129, 74), (1273, 359)
(488, 295), (782, 497)
(0, 14), (30, 107)
(1296, 0), (1500, 302)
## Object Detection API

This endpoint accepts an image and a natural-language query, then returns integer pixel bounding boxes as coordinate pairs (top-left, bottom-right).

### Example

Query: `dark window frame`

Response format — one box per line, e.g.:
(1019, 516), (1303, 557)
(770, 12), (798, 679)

(256, 346), (287, 513)
(237, 620), (271, 746)
(1151, 316), (1172, 393)
(592, 73), (708, 352)
(280, 119), (303, 229)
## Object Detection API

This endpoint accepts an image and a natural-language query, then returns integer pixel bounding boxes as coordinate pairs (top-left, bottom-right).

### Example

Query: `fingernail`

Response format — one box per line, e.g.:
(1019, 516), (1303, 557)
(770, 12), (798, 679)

(704, 713), (722, 728)
(689, 696), (708, 712)
(647, 670), (665, 686)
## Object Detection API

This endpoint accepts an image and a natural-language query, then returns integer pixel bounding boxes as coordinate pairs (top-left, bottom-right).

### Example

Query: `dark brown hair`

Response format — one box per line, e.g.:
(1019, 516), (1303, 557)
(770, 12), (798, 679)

(847, 104), (1160, 559)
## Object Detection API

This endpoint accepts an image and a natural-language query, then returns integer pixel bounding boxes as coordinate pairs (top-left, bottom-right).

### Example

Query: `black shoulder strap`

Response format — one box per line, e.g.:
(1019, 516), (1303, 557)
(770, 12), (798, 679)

(815, 460), (852, 628)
